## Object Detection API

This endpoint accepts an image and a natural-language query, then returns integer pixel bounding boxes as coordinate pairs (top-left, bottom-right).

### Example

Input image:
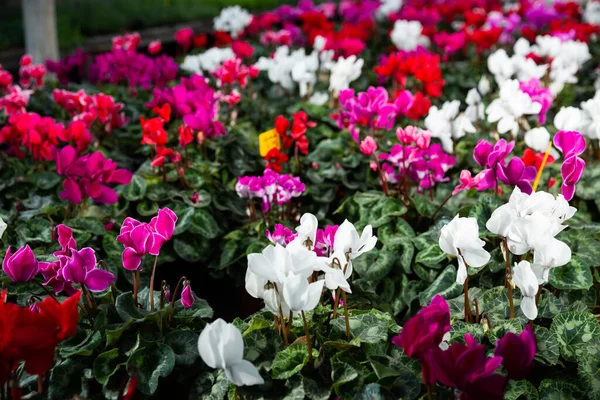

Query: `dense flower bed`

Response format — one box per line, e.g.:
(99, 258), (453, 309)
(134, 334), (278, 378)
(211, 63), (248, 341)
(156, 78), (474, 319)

(1, 0), (600, 398)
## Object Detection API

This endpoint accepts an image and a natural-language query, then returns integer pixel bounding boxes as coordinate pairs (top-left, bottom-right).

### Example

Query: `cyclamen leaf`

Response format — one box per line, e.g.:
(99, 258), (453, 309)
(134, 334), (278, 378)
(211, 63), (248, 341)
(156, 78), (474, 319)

(272, 344), (317, 379)
(538, 379), (585, 400)
(123, 174), (147, 201)
(126, 343), (175, 394)
(415, 244), (447, 266)
(549, 256), (593, 290)
(418, 266), (462, 306)
(189, 208), (218, 238)
(550, 312), (600, 362)
(164, 330), (199, 366)
(578, 340), (600, 400)
(533, 326), (560, 366)
(504, 380), (538, 400)
(93, 348), (125, 385)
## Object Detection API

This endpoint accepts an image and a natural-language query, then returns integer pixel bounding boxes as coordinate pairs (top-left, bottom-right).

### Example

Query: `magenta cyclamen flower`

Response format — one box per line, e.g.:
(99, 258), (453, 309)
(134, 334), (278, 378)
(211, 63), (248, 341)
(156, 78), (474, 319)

(236, 170), (305, 213)
(62, 247), (115, 292)
(314, 225), (338, 257)
(497, 157), (537, 194)
(3, 245), (39, 282)
(359, 136), (377, 155)
(181, 282), (195, 309)
(266, 224), (296, 246)
(57, 146), (133, 205)
(430, 334), (507, 400)
(519, 79), (553, 125)
(452, 170), (487, 196)
(392, 295), (451, 384)
(554, 130), (586, 201)
(473, 139), (515, 191)
(494, 325), (536, 380)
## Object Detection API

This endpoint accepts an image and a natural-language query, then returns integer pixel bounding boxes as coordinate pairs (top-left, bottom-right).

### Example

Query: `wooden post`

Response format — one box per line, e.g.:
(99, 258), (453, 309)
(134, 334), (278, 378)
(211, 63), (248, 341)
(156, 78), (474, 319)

(21, 0), (60, 65)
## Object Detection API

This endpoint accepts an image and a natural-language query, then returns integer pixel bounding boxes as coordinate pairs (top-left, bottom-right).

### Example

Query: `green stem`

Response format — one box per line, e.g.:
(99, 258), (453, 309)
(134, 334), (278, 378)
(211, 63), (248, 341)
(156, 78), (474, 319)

(149, 255), (159, 312)
(302, 311), (313, 363)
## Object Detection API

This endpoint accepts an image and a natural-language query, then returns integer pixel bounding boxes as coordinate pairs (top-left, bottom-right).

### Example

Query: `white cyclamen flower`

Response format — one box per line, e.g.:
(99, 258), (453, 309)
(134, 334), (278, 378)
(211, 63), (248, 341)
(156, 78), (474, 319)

(486, 79), (542, 137)
(291, 213), (319, 250)
(579, 94), (600, 140)
(390, 20), (429, 51)
(531, 239), (571, 285)
(198, 319), (264, 386)
(309, 91), (329, 106)
(0, 216), (6, 238)
(512, 261), (539, 320)
(213, 6), (253, 39)
(376, 0), (404, 20)
(282, 273), (324, 312)
(329, 56), (364, 96)
(465, 88), (484, 122)
(524, 127), (551, 153)
(554, 106), (582, 132)
(425, 100), (475, 153)
(477, 75), (490, 96)
(439, 216), (491, 284)
(487, 49), (515, 85)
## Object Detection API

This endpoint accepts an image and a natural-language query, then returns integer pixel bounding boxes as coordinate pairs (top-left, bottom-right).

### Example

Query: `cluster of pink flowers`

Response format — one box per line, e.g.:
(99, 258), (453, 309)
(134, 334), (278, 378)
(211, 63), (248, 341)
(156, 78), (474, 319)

(18, 55), (45, 89)
(213, 58), (259, 106)
(379, 126), (456, 190)
(265, 222), (337, 257)
(56, 145), (133, 205)
(88, 49), (177, 90)
(332, 87), (402, 143)
(0, 112), (64, 161)
(46, 49), (90, 84)
(519, 78), (553, 124)
(112, 32), (141, 52)
(53, 89), (129, 135)
(260, 30), (293, 46)
(236, 169), (305, 212)
(117, 208), (177, 271)
(3, 224), (114, 295)
(146, 74), (225, 138)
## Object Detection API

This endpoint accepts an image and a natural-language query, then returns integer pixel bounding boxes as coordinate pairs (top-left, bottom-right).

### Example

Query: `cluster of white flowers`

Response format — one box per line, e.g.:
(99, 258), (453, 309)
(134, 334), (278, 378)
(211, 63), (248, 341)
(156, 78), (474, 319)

(390, 20), (430, 51)
(246, 214), (376, 317)
(376, 0), (404, 20)
(486, 79), (542, 137)
(425, 100), (476, 153)
(487, 188), (575, 319)
(180, 47), (235, 74)
(213, 6), (253, 39)
(554, 91), (600, 140)
(328, 55), (364, 96)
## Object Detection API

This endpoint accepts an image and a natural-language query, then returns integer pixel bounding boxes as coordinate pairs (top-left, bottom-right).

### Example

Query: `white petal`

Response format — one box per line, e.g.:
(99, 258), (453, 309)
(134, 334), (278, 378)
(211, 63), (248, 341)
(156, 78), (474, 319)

(305, 280), (325, 311)
(225, 360), (264, 386)
(456, 256), (468, 284)
(461, 247), (491, 269)
(520, 296), (538, 320)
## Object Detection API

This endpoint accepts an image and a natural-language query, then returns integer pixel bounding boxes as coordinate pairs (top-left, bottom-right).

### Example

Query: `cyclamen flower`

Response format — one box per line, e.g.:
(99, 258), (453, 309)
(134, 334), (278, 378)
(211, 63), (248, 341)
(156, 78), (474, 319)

(497, 157), (537, 194)
(2, 245), (38, 283)
(452, 170), (487, 196)
(328, 55), (364, 96)
(494, 325), (536, 380)
(553, 130), (586, 201)
(486, 79), (542, 137)
(439, 216), (490, 284)
(213, 6), (253, 39)
(62, 247), (114, 292)
(473, 139), (515, 191)
(181, 281), (195, 309)
(392, 295), (451, 384)
(148, 40), (162, 55)
(314, 225), (338, 257)
(512, 261), (540, 320)
(175, 28), (194, 51)
(56, 146), (133, 205)
(519, 78), (553, 124)
(198, 319), (264, 386)
(360, 136), (377, 155)
(430, 334), (507, 400)
(266, 224), (296, 246)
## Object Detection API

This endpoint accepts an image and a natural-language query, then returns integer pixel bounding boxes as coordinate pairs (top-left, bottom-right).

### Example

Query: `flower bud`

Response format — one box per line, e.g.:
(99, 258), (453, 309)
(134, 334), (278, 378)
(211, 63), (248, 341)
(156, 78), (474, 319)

(3, 245), (39, 282)
(181, 280), (195, 309)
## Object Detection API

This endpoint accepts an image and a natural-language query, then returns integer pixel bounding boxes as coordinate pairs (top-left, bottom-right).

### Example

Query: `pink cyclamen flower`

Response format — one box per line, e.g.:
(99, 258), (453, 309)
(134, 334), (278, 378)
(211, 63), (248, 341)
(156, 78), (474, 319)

(497, 157), (537, 194)
(360, 136), (377, 155)
(119, 222), (156, 271)
(314, 225), (338, 257)
(148, 40), (162, 55)
(429, 334), (507, 400)
(62, 247), (115, 292)
(181, 281), (195, 309)
(519, 78), (553, 125)
(494, 325), (536, 380)
(2, 245), (39, 282)
(553, 130), (586, 201)
(391, 295), (451, 385)
(148, 208), (178, 255)
(266, 224), (296, 247)
(452, 170), (487, 195)
(473, 139), (515, 191)
(175, 28), (194, 51)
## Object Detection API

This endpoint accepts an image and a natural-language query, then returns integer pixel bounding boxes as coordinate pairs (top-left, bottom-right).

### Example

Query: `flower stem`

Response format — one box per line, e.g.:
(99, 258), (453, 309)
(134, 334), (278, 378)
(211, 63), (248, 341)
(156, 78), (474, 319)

(341, 291), (351, 341)
(149, 255), (159, 312)
(373, 156), (389, 196)
(133, 270), (140, 306)
(464, 277), (472, 323)
(532, 141), (553, 192)
(535, 284), (542, 306)
(301, 311), (313, 363)
(431, 193), (453, 220)
(504, 238), (515, 319)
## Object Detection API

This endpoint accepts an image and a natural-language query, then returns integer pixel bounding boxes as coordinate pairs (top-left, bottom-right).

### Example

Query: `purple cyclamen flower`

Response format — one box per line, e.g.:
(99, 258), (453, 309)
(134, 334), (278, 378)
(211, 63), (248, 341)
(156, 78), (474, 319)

(554, 130), (586, 201)
(497, 157), (537, 194)
(494, 325), (536, 380)
(2, 245), (39, 282)
(181, 281), (195, 309)
(473, 139), (515, 191)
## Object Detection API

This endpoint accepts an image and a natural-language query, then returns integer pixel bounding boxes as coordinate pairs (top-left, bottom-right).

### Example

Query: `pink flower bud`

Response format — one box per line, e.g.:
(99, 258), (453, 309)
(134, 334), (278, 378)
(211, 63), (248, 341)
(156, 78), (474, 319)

(181, 281), (195, 309)
(359, 136), (377, 155)
(2, 245), (39, 282)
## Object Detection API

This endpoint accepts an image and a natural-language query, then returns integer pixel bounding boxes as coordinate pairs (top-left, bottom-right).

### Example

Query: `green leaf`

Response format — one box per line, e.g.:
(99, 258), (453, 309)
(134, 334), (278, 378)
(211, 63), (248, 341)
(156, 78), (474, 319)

(504, 380), (538, 400)
(468, 194), (503, 235)
(64, 217), (105, 235)
(479, 286), (524, 324)
(189, 208), (218, 238)
(369, 198), (408, 228)
(173, 207), (194, 235)
(124, 175), (147, 201)
(173, 295), (214, 322)
(534, 326), (560, 365)
(331, 310), (394, 343)
(28, 171), (61, 190)
(93, 348), (125, 385)
(146, 184), (177, 201)
(243, 317), (271, 337)
(447, 288), (484, 320)
(418, 266), (462, 306)
(449, 321), (485, 343)
(272, 343), (316, 379)
(59, 331), (102, 358)
(127, 343), (176, 395)
(488, 319), (523, 343)
(549, 256), (593, 290)
(355, 384), (389, 400)
(174, 237), (202, 262)
(15, 218), (52, 244)
(538, 379), (585, 400)
(353, 191), (383, 205)
(115, 291), (143, 322)
(578, 340), (600, 400)
(353, 250), (396, 281)
(164, 330), (199, 366)
(331, 359), (358, 392)
(550, 312), (600, 362)
(219, 240), (239, 269)
(137, 199), (159, 216)
(415, 244), (447, 266)
(48, 359), (84, 400)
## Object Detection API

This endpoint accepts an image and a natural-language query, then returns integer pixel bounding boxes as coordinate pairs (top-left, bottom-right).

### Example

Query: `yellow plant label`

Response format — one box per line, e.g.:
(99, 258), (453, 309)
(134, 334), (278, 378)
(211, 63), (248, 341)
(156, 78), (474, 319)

(259, 129), (281, 157)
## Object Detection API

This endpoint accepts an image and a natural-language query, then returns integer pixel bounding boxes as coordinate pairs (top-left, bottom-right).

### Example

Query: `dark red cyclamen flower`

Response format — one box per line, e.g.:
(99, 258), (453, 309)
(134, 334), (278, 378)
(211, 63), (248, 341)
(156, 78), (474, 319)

(214, 31), (233, 47)
(494, 325), (536, 380)
(193, 34), (208, 48)
(151, 146), (181, 167)
(429, 334), (507, 400)
(152, 103), (171, 122)
(468, 27), (502, 53)
(392, 295), (451, 384)
(178, 124), (194, 148)
(521, 148), (554, 170)
(232, 40), (255, 58)
(140, 117), (168, 146)
(264, 148), (289, 173)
